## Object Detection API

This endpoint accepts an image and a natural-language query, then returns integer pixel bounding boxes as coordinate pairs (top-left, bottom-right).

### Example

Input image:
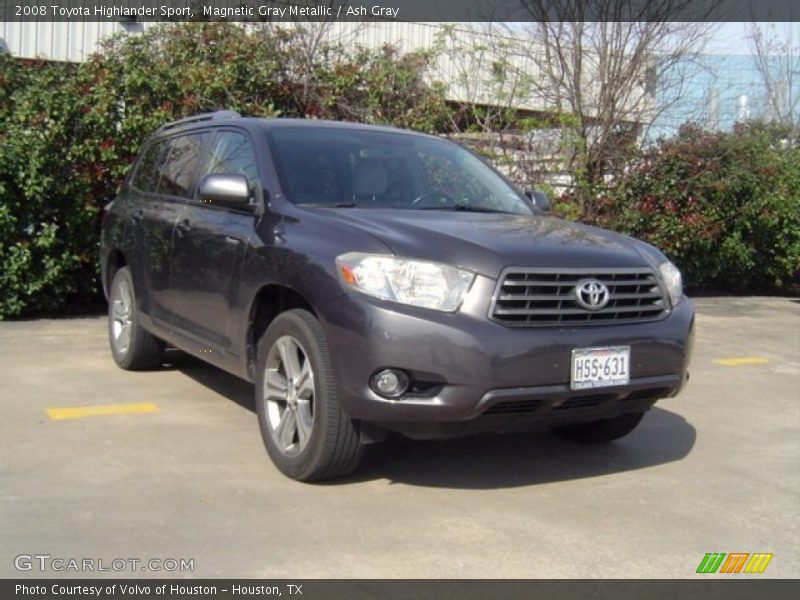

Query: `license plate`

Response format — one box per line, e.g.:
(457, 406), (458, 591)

(571, 346), (630, 390)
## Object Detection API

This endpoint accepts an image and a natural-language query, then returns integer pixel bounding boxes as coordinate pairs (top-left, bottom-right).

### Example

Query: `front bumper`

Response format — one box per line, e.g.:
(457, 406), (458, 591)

(319, 275), (694, 425)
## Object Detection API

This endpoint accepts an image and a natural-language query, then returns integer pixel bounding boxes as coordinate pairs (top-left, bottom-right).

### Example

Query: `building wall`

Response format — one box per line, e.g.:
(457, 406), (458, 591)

(0, 21), (650, 119)
(0, 21), (137, 63)
(0, 20), (450, 64)
(0, 21), (538, 107)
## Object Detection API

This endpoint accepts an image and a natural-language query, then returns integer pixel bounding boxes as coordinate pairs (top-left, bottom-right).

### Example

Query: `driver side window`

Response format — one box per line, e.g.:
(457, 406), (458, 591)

(201, 131), (260, 190)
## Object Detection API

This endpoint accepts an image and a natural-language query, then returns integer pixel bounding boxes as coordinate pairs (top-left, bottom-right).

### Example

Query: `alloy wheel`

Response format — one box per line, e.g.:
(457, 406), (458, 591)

(263, 335), (316, 455)
(111, 278), (133, 355)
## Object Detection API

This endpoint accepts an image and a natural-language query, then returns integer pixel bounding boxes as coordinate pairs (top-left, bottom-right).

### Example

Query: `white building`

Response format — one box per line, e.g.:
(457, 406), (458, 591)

(0, 20), (652, 118)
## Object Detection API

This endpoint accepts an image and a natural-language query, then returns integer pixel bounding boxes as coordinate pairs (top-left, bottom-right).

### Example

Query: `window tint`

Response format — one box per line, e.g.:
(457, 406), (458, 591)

(417, 149), (491, 205)
(281, 150), (341, 205)
(271, 131), (420, 207)
(131, 139), (169, 193)
(267, 128), (531, 214)
(201, 131), (259, 188)
(158, 132), (209, 198)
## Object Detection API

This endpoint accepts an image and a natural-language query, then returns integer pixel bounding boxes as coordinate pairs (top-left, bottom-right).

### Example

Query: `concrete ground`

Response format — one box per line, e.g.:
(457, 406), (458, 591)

(1, 297), (798, 579)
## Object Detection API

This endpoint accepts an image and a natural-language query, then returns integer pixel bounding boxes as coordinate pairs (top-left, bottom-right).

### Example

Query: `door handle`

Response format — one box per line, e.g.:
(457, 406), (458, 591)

(130, 209), (144, 224)
(224, 236), (241, 246)
(175, 219), (191, 236)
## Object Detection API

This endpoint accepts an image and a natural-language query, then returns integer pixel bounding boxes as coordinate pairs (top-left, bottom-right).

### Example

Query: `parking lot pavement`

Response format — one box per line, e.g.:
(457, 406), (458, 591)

(1, 297), (798, 579)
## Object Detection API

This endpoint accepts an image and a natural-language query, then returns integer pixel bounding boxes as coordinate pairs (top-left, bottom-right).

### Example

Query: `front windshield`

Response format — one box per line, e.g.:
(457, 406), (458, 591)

(266, 127), (532, 215)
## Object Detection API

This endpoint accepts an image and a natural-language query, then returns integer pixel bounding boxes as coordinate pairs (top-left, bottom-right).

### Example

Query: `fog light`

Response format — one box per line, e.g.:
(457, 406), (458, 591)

(370, 369), (409, 398)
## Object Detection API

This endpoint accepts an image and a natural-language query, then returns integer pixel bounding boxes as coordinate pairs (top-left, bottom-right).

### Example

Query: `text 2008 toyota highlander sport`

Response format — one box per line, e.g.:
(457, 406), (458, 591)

(100, 112), (694, 481)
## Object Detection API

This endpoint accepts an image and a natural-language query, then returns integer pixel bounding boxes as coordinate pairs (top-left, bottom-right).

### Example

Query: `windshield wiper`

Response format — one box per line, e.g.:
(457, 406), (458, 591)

(418, 204), (512, 214)
(301, 202), (359, 208)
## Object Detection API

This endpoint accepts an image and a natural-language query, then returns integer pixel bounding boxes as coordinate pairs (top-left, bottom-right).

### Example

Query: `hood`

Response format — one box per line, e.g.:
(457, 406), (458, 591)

(311, 208), (656, 279)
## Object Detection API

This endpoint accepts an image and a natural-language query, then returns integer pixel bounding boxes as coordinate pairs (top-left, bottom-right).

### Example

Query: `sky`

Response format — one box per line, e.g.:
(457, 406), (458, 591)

(705, 22), (800, 55)
(499, 22), (800, 57)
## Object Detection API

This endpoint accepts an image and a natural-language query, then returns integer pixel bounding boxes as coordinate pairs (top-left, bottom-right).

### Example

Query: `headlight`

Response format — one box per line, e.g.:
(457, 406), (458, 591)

(336, 253), (475, 312)
(659, 261), (683, 306)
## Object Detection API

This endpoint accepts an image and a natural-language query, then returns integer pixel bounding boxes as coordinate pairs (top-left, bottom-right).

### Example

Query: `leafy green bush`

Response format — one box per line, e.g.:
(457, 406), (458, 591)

(311, 44), (450, 132)
(0, 23), (449, 318)
(555, 122), (800, 291)
(0, 59), (98, 317)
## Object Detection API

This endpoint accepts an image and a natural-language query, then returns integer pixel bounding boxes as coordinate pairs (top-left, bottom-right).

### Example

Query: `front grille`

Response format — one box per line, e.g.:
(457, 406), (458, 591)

(490, 267), (668, 326)
(623, 387), (670, 402)
(484, 399), (545, 415)
(553, 394), (615, 411)
(480, 386), (669, 418)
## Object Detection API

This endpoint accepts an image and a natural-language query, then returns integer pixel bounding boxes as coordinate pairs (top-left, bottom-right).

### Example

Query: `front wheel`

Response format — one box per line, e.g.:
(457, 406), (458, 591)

(551, 412), (645, 444)
(255, 309), (363, 482)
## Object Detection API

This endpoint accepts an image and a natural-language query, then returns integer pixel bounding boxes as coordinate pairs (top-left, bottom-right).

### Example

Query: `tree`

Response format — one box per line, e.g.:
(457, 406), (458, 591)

(432, 23), (558, 192)
(255, 8), (358, 117)
(506, 1), (717, 214)
(747, 22), (800, 129)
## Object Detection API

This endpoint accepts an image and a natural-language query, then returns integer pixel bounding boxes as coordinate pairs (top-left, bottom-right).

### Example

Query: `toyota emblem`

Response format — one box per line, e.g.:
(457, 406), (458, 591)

(574, 279), (610, 310)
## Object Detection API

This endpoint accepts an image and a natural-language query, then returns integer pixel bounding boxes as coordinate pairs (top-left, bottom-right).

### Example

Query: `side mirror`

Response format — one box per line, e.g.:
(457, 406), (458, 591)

(525, 189), (550, 213)
(198, 173), (252, 207)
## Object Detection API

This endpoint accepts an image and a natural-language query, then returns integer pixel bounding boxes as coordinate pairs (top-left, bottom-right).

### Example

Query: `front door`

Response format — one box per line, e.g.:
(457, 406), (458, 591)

(168, 129), (260, 353)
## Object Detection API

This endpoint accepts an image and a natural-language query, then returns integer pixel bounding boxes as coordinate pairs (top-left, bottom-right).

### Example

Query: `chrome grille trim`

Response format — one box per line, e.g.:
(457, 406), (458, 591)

(488, 267), (670, 327)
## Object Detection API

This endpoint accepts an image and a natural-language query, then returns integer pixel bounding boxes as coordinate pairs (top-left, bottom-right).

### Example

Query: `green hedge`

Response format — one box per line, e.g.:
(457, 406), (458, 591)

(554, 123), (800, 291)
(0, 24), (450, 318)
(0, 56), (95, 317)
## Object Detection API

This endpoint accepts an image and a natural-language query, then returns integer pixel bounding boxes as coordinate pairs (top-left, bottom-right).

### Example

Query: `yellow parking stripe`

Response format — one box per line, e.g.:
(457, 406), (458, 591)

(713, 357), (769, 366)
(47, 402), (159, 421)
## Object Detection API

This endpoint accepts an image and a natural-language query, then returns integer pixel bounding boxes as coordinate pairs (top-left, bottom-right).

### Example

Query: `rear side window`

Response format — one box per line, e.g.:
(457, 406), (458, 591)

(131, 139), (169, 193)
(158, 132), (209, 198)
(200, 131), (259, 188)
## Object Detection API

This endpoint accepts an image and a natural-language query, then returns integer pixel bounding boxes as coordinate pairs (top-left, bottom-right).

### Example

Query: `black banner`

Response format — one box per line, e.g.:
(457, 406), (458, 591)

(2, 0), (800, 23)
(3, 580), (800, 600)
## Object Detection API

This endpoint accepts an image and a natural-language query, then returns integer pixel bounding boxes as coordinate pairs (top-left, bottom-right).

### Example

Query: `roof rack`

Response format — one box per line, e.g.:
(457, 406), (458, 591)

(157, 110), (241, 133)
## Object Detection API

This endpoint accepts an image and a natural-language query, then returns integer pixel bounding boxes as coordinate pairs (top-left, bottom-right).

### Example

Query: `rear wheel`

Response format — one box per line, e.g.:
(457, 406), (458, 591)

(551, 412), (645, 444)
(255, 309), (363, 482)
(108, 267), (164, 370)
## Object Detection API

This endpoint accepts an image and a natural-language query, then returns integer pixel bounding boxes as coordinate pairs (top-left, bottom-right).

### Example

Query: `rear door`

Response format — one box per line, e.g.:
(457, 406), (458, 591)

(149, 130), (212, 321)
(127, 130), (210, 325)
(127, 137), (180, 325)
(168, 128), (260, 354)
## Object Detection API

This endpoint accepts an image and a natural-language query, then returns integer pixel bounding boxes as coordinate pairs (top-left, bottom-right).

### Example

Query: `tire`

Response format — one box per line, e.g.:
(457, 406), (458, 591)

(108, 266), (164, 371)
(255, 309), (363, 482)
(551, 411), (645, 444)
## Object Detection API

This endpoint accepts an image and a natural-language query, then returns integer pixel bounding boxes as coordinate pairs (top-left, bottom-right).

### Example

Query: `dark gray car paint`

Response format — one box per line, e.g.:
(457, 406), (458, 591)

(101, 117), (694, 437)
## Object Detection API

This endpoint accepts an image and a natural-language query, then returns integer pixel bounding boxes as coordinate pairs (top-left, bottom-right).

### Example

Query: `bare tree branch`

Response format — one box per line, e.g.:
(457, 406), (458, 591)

(747, 22), (800, 128)
(500, 0), (718, 211)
